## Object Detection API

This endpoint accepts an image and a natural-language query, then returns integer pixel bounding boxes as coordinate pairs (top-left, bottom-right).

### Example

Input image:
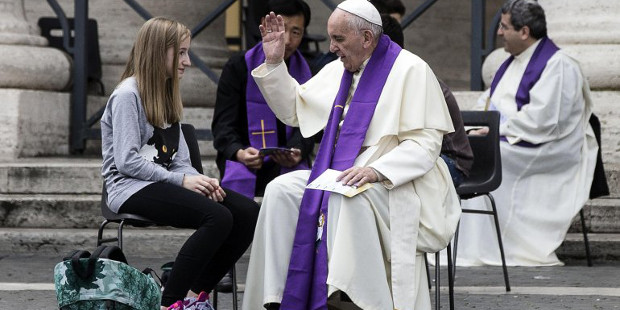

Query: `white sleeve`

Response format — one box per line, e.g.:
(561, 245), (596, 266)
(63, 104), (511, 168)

(368, 129), (443, 188)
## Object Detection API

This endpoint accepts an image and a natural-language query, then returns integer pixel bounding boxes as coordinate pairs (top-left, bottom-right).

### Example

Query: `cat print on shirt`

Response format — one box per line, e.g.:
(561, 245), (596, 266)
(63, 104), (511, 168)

(139, 123), (180, 169)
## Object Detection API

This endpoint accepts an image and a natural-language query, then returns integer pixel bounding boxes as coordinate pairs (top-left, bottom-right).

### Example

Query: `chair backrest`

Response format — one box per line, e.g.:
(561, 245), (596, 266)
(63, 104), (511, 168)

(38, 17), (103, 82)
(456, 111), (502, 198)
(101, 123), (204, 222)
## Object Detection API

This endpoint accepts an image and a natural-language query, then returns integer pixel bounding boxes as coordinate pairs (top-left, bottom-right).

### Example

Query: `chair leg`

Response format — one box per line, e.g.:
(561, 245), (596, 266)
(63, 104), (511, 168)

(231, 265), (238, 310)
(424, 253), (431, 290)
(446, 243), (454, 310)
(487, 194), (510, 292)
(96, 220), (109, 246)
(452, 220), (461, 281)
(117, 220), (126, 250)
(435, 251), (440, 310)
(213, 288), (218, 310)
(580, 209), (593, 267)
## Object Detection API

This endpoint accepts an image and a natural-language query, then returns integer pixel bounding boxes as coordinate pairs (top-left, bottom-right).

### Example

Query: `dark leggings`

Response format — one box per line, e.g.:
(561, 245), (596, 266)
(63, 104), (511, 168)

(119, 182), (259, 307)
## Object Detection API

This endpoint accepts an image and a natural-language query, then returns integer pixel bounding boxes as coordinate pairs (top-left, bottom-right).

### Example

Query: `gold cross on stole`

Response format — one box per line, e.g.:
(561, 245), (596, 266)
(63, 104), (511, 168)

(251, 119), (275, 148)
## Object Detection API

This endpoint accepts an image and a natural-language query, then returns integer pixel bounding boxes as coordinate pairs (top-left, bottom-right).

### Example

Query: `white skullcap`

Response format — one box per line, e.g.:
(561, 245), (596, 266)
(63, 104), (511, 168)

(336, 0), (382, 26)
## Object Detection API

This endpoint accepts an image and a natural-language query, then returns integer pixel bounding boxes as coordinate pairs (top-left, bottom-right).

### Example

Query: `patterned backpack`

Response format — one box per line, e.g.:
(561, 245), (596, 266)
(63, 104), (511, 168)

(54, 245), (161, 310)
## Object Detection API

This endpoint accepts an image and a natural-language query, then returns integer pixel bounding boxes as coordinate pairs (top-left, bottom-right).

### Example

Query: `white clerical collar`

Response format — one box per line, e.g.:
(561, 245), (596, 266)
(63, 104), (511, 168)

(514, 38), (542, 63)
(355, 58), (371, 75)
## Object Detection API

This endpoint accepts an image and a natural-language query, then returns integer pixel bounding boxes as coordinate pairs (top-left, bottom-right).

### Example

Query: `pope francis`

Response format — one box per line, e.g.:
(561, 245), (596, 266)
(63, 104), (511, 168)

(242, 1), (461, 309)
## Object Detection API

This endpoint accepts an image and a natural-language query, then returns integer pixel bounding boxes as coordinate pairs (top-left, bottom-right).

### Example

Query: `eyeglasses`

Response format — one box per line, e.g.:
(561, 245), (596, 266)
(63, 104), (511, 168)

(498, 23), (513, 31)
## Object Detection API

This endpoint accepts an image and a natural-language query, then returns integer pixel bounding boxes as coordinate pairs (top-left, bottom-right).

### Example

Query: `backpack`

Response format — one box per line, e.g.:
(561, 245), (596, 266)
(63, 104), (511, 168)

(54, 245), (162, 310)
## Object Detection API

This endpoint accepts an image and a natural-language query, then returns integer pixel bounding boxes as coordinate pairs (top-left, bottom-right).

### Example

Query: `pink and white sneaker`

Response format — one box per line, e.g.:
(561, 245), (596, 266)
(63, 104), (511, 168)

(183, 291), (214, 310)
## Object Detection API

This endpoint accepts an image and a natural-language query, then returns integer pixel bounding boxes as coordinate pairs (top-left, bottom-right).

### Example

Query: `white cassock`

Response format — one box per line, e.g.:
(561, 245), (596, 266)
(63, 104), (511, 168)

(456, 40), (598, 266)
(242, 49), (461, 310)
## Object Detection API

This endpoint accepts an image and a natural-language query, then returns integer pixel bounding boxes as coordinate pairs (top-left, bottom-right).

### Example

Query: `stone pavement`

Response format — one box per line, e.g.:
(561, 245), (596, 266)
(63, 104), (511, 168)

(2, 249), (619, 310)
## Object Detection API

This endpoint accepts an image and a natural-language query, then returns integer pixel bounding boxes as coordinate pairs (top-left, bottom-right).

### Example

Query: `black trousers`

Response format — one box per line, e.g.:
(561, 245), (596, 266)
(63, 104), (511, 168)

(119, 182), (259, 306)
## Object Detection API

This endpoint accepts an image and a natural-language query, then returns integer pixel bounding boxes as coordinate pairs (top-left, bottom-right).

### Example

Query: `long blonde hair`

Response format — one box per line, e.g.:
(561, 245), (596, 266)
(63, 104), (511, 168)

(121, 17), (191, 127)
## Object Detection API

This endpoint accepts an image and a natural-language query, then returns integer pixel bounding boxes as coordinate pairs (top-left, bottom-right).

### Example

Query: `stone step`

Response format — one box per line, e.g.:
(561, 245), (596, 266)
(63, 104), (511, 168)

(0, 228), (617, 264)
(1, 193), (619, 232)
(557, 233), (620, 262)
(573, 197), (620, 233)
(0, 228), (190, 259)
(0, 157), (219, 194)
(1, 157), (618, 197)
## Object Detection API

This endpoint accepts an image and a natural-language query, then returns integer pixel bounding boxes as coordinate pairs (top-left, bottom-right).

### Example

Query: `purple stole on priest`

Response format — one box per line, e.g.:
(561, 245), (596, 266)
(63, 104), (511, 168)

(490, 36), (559, 147)
(280, 35), (401, 310)
(220, 43), (311, 198)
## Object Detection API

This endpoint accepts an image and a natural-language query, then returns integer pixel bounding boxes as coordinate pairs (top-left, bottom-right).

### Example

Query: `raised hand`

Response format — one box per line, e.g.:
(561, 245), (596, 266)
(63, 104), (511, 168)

(259, 12), (285, 64)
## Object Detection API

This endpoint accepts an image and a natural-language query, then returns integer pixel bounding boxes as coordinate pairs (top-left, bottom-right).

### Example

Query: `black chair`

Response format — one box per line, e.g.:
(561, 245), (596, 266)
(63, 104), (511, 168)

(96, 124), (239, 310)
(453, 110), (511, 292)
(38, 17), (105, 95)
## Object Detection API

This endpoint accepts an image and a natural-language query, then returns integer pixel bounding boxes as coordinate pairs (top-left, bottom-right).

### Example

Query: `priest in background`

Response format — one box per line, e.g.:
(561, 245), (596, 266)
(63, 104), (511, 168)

(459, 0), (598, 266)
(242, 0), (461, 309)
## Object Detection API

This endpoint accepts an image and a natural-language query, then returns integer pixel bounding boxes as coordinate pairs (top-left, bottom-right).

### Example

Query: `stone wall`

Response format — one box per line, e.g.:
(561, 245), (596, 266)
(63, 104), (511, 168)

(23, 0), (231, 107)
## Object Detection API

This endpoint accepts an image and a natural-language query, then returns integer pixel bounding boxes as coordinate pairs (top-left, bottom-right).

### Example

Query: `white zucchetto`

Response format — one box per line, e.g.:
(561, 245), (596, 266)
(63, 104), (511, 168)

(336, 0), (382, 26)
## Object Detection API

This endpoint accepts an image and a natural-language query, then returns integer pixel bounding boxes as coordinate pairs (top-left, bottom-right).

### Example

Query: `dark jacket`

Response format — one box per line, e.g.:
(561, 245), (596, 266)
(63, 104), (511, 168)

(212, 52), (315, 196)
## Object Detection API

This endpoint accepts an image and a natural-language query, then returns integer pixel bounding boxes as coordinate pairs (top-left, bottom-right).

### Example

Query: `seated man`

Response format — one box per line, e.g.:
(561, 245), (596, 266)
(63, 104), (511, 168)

(243, 1), (461, 309)
(381, 14), (473, 186)
(458, 0), (598, 266)
(212, 0), (315, 200)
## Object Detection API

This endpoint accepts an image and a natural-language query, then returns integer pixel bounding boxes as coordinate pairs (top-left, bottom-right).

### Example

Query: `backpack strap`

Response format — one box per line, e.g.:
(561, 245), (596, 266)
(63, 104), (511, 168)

(91, 245), (128, 264)
(69, 250), (96, 281)
(64, 250), (90, 261)
(142, 267), (163, 289)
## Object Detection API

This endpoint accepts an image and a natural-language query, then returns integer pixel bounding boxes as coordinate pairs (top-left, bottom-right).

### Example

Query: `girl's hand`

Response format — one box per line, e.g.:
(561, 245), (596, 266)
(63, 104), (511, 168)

(182, 175), (226, 202)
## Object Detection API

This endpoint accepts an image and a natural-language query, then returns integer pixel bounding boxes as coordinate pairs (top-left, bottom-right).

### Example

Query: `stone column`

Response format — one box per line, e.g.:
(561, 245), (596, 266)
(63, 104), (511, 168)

(0, 0), (72, 159)
(481, 0), (620, 90)
(0, 0), (71, 90)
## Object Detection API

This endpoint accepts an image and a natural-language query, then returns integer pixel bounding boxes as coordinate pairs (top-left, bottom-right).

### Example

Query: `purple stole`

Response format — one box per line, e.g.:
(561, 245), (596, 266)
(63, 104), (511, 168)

(490, 36), (559, 147)
(280, 35), (401, 310)
(220, 43), (311, 198)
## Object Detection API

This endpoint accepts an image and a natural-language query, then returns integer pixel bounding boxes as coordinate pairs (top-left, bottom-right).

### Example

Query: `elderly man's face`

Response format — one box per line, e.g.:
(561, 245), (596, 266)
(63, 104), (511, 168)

(327, 10), (368, 72)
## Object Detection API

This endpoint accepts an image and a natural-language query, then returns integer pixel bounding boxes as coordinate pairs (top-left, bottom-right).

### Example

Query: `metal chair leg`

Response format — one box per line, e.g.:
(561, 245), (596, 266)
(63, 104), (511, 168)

(446, 243), (454, 310)
(580, 209), (593, 267)
(424, 254), (431, 290)
(96, 220), (109, 246)
(212, 288), (218, 309)
(435, 250), (440, 310)
(488, 194), (510, 292)
(452, 221), (461, 281)
(212, 267), (238, 310)
(117, 220), (126, 250)
(231, 265), (238, 310)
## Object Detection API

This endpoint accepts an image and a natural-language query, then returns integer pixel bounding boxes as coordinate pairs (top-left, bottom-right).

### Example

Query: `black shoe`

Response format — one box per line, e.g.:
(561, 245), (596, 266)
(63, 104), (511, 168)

(264, 303), (280, 310)
(215, 270), (233, 293)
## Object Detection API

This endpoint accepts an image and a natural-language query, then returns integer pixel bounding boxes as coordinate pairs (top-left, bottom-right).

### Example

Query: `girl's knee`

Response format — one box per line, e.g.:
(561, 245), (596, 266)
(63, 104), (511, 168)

(209, 206), (234, 233)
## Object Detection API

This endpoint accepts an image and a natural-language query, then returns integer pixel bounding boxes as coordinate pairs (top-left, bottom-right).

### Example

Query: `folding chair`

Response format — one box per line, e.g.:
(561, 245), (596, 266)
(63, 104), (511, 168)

(96, 124), (239, 310)
(453, 110), (510, 292)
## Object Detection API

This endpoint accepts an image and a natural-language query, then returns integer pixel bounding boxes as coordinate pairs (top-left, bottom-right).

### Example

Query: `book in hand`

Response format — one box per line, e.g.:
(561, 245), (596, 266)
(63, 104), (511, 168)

(306, 169), (373, 198)
(259, 147), (295, 156)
